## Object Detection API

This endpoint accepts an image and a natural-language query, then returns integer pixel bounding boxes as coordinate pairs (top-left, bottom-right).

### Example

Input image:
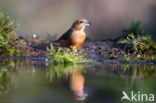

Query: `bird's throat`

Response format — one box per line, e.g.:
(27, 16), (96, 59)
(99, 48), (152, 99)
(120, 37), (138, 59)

(73, 26), (85, 31)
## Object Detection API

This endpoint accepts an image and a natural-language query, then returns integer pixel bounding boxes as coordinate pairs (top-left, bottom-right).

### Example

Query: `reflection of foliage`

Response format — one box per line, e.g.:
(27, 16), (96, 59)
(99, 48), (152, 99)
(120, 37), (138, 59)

(0, 60), (22, 95)
(122, 64), (156, 79)
(0, 69), (9, 84)
(121, 64), (156, 91)
(0, 60), (20, 68)
(0, 12), (21, 56)
(47, 45), (90, 64)
(46, 64), (86, 83)
(0, 68), (10, 94)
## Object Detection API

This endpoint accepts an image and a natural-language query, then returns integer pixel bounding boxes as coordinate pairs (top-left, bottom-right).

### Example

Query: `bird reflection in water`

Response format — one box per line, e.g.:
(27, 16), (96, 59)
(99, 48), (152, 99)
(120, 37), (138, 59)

(70, 70), (88, 101)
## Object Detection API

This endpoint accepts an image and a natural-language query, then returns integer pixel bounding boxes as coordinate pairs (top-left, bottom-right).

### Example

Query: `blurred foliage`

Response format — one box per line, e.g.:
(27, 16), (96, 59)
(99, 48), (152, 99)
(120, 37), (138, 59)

(119, 21), (156, 62)
(151, 56), (156, 62)
(0, 45), (21, 56)
(0, 12), (21, 56)
(121, 33), (156, 53)
(0, 12), (16, 37)
(120, 34), (156, 62)
(47, 45), (91, 64)
(121, 54), (135, 62)
(0, 12), (17, 44)
(123, 20), (144, 38)
(115, 20), (144, 41)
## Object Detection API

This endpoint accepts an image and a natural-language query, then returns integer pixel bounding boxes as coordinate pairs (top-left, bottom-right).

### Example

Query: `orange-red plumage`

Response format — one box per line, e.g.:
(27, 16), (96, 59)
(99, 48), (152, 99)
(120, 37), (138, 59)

(58, 18), (91, 48)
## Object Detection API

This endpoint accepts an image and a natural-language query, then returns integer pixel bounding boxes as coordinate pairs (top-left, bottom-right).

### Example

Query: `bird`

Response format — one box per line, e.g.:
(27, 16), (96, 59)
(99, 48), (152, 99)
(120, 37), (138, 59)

(57, 18), (91, 48)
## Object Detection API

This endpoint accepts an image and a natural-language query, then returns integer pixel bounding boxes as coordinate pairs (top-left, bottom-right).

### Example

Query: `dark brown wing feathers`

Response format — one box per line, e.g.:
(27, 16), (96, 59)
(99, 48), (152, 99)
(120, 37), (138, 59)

(57, 29), (72, 41)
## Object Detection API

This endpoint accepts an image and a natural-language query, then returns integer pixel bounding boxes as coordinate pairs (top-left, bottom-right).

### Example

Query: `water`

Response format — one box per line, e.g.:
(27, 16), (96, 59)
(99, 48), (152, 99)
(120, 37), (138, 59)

(0, 60), (156, 103)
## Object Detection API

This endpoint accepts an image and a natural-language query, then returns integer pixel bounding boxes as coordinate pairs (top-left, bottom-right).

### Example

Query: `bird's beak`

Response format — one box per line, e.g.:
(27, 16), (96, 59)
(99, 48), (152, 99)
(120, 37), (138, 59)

(84, 22), (91, 26)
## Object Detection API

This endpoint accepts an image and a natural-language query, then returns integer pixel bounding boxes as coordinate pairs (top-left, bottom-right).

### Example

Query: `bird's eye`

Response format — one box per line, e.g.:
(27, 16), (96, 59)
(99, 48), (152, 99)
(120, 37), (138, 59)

(79, 21), (83, 23)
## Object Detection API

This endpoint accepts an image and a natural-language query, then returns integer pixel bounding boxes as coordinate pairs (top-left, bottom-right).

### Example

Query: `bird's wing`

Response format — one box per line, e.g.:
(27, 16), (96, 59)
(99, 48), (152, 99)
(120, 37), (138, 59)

(57, 29), (72, 41)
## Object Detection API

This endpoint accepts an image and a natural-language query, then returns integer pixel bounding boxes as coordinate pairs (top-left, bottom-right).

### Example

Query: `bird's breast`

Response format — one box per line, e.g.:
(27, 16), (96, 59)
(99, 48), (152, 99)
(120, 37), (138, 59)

(70, 31), (86, 47)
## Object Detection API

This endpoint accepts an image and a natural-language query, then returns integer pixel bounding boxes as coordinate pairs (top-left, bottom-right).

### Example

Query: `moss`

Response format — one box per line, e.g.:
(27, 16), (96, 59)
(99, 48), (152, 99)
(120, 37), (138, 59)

(121, 54), (134, 62)
(47, 45), (91, 64)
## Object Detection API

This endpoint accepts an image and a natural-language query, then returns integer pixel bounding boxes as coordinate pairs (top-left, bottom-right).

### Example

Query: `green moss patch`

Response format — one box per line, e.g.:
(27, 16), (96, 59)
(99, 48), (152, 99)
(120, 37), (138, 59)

(47, 45), (91, 64)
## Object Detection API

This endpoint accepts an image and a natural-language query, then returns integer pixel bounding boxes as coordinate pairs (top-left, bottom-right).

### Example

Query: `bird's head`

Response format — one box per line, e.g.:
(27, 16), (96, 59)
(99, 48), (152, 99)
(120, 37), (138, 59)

(72, 18), (91, 31)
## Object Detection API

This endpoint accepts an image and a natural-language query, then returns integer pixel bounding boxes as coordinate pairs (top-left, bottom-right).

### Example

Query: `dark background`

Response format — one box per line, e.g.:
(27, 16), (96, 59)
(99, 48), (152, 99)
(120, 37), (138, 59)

(0, 0), (156, 40)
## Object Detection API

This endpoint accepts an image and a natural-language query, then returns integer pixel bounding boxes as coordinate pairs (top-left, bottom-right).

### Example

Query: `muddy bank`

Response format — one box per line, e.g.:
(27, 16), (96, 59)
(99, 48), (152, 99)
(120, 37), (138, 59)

(0, 39), (155, 64)
(0, 39), (124, 61)
(27, 40), (124, 61)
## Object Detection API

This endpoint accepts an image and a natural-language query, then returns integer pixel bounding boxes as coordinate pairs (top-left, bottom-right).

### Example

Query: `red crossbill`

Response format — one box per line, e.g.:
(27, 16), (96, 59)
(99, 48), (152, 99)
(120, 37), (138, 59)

(57, 18), (91, 48)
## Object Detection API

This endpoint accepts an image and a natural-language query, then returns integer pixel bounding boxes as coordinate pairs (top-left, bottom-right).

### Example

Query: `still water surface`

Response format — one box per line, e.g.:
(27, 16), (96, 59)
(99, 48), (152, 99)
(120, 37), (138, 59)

(0, 60), (156, 103)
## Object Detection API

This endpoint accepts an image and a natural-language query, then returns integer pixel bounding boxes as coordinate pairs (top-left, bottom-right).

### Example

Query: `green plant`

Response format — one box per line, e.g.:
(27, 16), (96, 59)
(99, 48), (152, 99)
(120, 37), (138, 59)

(121, 54), (133, 62)
(115, 20), (144, 41)
(0, 12), (21, 56)
(123, 20), (144, 38)
(0, 44), (21, 56)
(0, 12), (17, 43)
(47, 45), (90, 64)
(120, 30), (156, 62)
(121, 34), (156, 54)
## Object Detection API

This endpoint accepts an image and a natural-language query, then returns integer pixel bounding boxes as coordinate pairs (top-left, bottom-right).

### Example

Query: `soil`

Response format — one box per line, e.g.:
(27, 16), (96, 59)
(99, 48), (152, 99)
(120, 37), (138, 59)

(9, 39), (125, 62)
(1, 39), (155, 64)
